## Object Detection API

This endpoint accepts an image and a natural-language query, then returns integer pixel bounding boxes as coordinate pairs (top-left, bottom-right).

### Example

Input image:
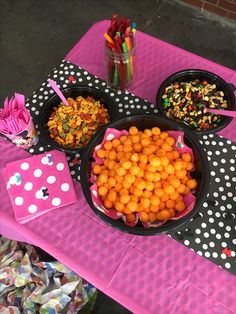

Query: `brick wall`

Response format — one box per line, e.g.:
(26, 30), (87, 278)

(179, 0), (236, 21)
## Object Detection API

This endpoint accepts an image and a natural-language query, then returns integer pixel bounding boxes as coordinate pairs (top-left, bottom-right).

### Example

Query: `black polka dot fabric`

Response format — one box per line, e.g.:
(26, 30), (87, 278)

(169, 134), (236, 274)
(6, 60), (236, 275)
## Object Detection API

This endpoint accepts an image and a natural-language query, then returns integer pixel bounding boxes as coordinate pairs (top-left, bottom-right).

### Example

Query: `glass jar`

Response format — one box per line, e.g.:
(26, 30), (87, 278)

(105, 41), (136, 90)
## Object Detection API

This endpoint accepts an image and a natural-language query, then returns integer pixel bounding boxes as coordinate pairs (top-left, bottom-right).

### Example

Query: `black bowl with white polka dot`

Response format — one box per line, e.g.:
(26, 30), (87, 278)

(38, 85), (119, 154)
(156, 69), (236, 135)
(80, 115), (210, 235)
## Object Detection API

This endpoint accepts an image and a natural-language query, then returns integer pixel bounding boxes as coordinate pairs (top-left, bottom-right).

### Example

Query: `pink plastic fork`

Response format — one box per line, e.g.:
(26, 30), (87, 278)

(206, 108), (236, 118)
(48, 79), (70, 106)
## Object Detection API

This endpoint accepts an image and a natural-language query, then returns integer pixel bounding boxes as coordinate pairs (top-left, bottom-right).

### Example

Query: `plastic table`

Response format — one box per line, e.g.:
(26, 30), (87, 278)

(1, 20), (236, 314)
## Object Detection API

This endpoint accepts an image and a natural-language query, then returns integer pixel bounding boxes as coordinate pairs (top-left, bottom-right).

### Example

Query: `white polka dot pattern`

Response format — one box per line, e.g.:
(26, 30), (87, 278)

(170, 133), (236, 274)
(23, 60), (236, 275)
(28, 204), (38, 213)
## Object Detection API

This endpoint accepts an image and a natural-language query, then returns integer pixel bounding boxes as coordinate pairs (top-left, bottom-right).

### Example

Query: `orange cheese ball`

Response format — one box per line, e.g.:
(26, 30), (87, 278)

(168, 175), (181, 188)
(120, 194), (130, 204)
(107, 189), (117, 202)
(98, 186), (108, 197)
(186, 178), (198, 190)
(175, 201), (186, 212)
(133, 143), (142, 153)
(175, 169), (187, 179)
(161, 142), (172, 152)
(107, 177), (116, 188)
(93, 164), (101, 175)
(114, 201), (124, 212)
(122, 181), (132, 190)
(124, 138), (132, 146)
(182, 152), (192, 162)
(150, 195), (160, 206)
(120, 188), (129, 195)
(140, 211), (149, 222)
(99, 173), (108, 183)
(104, 140), (113, 150)
(123, 145), (133, 153)
(127, 201), (138, 212)
(144, 129), (152, 137)
(152, 127), (161, 135)
(130, 153), (139, 162)
(123, 208), (132, 215)
(121, 160), (132, 170)
(165, 136), (175, 146)
(129, 126), (139, 135)
(159, 132), (169, 139)
(168, 208), (175, 218)
(150, 205), (159, 213)
(143, 190), (153, 198)
(116, 167), (126, 176)
(126, 213), (136, 223)
(173, 160), (182, 171)
(131, 195), (139, 203)
(133, 187), (143, 197)
(154, 188), (164, 198)
(94, 126), (198, 224)
(169, 191), (179, 201)
(149, 156), (161, 167)
(103, 199), (113, 209)
(157, 210), (171, 220)
(141, 198), (151, 209)
(96, 149), (106, 158)
(114, 182), (123, 192)
(131, 135), (140, 144)
(166, 199), (175, 209)
(112, 138), (120, 147)
(149, 212), (157, 222)
(145, 181), (154, 191)
(116, 144), (124, 152)
(141, 138), (151, 147)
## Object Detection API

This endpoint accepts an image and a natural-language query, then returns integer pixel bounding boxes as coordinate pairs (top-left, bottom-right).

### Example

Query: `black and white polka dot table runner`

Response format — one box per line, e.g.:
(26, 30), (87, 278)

(13, 60), (236, 275)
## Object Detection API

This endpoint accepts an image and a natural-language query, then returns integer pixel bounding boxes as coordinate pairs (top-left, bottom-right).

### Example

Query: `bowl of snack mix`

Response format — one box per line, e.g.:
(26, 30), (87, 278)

(156, 69), (236, 134)
(39, 85), (118, 153)
(80, 115), (210, 235)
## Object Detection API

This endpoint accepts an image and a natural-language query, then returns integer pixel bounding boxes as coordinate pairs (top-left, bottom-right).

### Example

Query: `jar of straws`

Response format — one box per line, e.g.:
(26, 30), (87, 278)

(104, 15), (136, 90)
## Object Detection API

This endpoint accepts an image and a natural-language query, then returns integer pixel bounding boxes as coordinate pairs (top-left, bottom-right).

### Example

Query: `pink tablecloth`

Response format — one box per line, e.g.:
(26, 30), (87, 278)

(65, 20), (236, 142)
(1, 20), (236, 314)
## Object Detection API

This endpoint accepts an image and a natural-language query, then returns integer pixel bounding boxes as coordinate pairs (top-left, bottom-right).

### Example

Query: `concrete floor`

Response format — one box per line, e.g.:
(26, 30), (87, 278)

(0, 0), (235, 313)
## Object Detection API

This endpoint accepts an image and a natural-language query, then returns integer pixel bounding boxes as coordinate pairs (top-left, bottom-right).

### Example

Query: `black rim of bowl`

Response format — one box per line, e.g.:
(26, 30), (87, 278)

(38, 85), (119, 154)
(80, 114), (210, 235)
(156, 69), (236, 136)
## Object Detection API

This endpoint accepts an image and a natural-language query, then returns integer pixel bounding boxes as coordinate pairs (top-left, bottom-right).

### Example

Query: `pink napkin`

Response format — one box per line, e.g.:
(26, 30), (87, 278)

(3, 150), (77, 223)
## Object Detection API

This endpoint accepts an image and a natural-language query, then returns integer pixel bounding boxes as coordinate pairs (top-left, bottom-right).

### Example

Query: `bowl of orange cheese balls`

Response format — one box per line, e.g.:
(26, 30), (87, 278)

(80, 115), (209, 235)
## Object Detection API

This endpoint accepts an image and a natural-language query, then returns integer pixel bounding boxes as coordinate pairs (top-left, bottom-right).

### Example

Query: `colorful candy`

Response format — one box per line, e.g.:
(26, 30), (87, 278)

(162, 79), (228, 131)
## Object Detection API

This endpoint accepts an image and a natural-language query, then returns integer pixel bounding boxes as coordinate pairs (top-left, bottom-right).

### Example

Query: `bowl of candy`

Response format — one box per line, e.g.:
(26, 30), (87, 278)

(156, 69), (236, 134)
(80, 115), (210, 235)
(38, 85), (118, 154)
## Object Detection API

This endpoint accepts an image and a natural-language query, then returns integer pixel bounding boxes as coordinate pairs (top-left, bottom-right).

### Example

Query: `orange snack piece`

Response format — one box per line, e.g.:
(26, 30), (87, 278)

(126, 213), (136, 223)
(96, 149), (106, 158)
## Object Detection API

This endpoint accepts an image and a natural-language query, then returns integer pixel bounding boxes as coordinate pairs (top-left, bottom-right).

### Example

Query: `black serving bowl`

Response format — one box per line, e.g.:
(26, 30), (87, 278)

(80, 115), (210, 235)
(38, 85), (118, 154)
(156, 69), (236, 135)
